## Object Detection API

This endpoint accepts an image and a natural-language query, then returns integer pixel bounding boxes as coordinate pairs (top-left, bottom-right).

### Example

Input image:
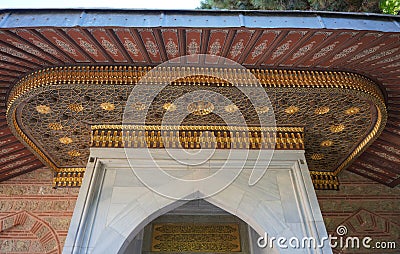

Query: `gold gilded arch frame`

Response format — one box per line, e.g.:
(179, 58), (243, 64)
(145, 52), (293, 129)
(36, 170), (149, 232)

(6, 66), (387, 189)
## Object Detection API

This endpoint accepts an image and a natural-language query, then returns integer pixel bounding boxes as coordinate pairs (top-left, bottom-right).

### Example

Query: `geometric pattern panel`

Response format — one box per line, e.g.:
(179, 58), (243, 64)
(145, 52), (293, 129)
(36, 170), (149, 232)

(7, 67), (385, 177)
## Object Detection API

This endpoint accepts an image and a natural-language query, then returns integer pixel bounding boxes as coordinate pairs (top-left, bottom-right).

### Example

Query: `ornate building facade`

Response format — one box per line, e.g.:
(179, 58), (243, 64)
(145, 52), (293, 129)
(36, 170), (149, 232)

(0, 9), (399, 253)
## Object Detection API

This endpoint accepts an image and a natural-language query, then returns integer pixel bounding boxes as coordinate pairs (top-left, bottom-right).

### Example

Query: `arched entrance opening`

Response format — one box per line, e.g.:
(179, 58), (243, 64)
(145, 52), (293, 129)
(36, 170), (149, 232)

(120, 199), (261, 254)
(64, 148), (331, 253)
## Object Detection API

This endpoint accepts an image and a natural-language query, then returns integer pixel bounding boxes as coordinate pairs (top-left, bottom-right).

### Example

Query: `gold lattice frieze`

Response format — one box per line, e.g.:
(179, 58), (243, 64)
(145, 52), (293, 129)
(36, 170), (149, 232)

(7, 66), (384, 109)
(5, 65), (387, 189)
(53, 171), (84, 188)
(90, 125), (304, 150)
(310, 171), (339, 190)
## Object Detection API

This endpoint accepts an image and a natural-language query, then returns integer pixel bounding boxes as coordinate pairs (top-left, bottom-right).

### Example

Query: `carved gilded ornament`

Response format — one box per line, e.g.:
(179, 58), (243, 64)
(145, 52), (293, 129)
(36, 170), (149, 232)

(6, 66), (387, 188)
(35, 105), (51, 114)
(162, 102), (176, 111)
(314, 106), (330, 115)
(345, 107), (360, 115)
(59, 137), (73, 145)
(187, 101), (214, 116)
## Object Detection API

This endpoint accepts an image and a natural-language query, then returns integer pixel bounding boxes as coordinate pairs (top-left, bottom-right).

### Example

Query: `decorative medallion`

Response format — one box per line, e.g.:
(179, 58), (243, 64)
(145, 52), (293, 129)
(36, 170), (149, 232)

(330, 124), (345, 133)
(345, 107), (360, 115)
(311, 153), (325, 160)
(78, 38), (98, 56)
(67, 150), (81, 157)
(271, 40), (292, 60)
(131, 102), (146, 111)
(349, 44), (384, 61)
(230, 39), (244, 59)
(251, 40), (268, 59)
(29, 38), (58, 55)
(187, 39), (199, 55)
(7, 39), (43, 57)
(320, 140), (333, 147)
(100, 102), (115, 111)
(59, 137), (73, 145)
(187, 101), (214, 116)
(145, 38), (159, 57)
(101, 37), (118, 56)
(123, 39), (139, 56)
(331, 43), (362, 62)
(162, 102), (176, 111)
(53, 37), (77, 56)
(165, 38), (178, 57)
(224, 104), (239, 113)
(314, 106), (330, 115)
(255, 106), (270, 114)
(312, 41), (339, 61)
(291, 41), (316, 61)
(285, 106), (299, 114)
(68, 103), (84, 113)
(36, 105), (51, 114)
(209, 39), (222, 56)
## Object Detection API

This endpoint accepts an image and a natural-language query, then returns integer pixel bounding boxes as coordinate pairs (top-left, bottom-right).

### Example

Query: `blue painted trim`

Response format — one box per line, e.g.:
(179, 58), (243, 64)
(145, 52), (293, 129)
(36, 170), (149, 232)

(0, 9), (399, 32)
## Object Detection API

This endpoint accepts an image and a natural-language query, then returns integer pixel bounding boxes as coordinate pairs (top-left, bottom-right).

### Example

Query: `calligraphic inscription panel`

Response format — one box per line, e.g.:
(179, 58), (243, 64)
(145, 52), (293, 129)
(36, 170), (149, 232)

(151, 223), (241, 252)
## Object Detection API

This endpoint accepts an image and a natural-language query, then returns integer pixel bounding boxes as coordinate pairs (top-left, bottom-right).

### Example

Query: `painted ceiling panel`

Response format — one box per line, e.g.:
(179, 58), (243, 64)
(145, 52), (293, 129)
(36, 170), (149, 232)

(263, 30), (308, 66)
(12, 28), (70, 62)
(138, 28), (163, 63)
(38, 28), (90, 62)
(88, 28), (127, 63)
(243, 30), (280, 65)
(161, 29), (180, 59)
(65, 28), (109, 62)
(113, 28), (146, 63)
(226, 29), (254, 62)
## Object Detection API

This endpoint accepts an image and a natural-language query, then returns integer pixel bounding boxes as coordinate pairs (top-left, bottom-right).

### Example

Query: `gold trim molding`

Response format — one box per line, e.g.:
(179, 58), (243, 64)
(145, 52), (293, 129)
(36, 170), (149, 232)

(91, 125), (304, 150)
(310, 171), (339, 190)
(53, 171), (84, 188)
(7, 66), (384, 109)
(6, 65), (387, 189)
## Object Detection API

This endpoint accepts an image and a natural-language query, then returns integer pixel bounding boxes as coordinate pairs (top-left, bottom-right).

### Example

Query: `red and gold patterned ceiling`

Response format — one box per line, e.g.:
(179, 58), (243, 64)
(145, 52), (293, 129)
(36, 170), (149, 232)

(0, 10), (399, 187)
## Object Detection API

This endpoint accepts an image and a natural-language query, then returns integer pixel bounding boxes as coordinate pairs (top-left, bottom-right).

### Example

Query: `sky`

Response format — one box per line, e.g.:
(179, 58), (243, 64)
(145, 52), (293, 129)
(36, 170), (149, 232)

(0, 0), (201, 9)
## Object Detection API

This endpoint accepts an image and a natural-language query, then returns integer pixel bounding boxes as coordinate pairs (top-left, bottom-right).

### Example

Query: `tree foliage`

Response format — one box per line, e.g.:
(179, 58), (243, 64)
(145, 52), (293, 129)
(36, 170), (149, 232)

(380, 0), (400, 14)
(199, 0), (394, 14)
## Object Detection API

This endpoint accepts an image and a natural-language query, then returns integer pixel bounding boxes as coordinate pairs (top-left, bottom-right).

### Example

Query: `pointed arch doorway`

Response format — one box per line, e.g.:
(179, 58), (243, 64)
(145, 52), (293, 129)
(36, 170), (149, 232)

(63, 148), (331, 254)
(122, 199), (280, 254)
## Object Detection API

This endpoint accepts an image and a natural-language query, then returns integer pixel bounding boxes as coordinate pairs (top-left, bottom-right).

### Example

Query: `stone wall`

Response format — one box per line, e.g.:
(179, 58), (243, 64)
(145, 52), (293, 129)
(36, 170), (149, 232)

(316, 170), (400, 253)
(0, 167), (79, 253)
(0, 167), (398, 253)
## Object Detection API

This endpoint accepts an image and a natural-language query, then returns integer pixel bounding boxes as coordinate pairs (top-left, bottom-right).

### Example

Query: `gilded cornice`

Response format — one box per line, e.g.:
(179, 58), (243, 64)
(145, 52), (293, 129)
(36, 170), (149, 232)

(6, 66), (387, 189)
